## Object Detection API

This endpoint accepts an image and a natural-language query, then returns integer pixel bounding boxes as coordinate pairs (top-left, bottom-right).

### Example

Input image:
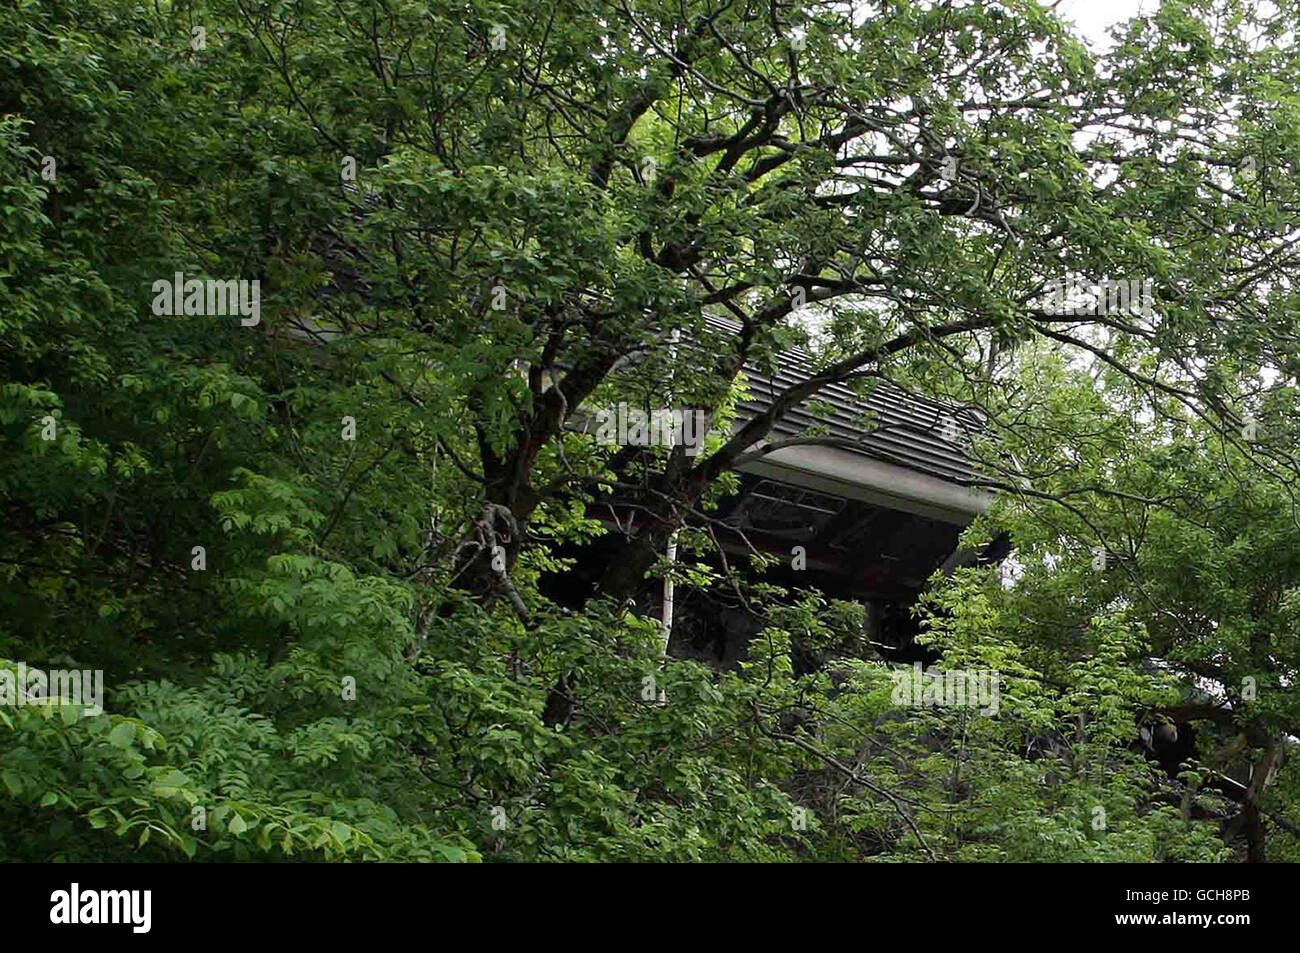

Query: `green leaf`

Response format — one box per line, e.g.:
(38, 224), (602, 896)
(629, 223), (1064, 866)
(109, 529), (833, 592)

(1, 771), (23, 797)
(108, 722), (136, 749)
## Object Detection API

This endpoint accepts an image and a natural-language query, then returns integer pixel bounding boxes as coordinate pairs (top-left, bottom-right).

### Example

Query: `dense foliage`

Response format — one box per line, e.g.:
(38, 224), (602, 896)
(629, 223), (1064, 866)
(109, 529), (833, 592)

(1, 0), (1298, 861)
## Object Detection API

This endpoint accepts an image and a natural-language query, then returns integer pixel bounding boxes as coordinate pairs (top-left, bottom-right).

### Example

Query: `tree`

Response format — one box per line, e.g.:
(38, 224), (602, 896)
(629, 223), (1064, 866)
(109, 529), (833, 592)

(0, 0), (1297, 862)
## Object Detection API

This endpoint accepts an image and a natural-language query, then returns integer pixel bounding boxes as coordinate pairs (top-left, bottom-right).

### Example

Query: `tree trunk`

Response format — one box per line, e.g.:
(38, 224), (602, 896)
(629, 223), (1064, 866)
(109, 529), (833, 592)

(1240, 736), (1284, 863)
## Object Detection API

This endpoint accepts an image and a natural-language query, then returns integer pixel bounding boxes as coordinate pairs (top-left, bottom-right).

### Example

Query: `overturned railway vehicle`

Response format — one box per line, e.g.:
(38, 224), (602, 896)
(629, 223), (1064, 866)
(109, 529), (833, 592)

(554, 320), (1008, 667)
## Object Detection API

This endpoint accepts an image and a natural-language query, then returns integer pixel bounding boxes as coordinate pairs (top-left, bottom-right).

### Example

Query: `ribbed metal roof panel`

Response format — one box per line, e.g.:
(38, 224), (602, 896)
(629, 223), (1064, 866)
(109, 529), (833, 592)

(700, 316), (981, 484)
